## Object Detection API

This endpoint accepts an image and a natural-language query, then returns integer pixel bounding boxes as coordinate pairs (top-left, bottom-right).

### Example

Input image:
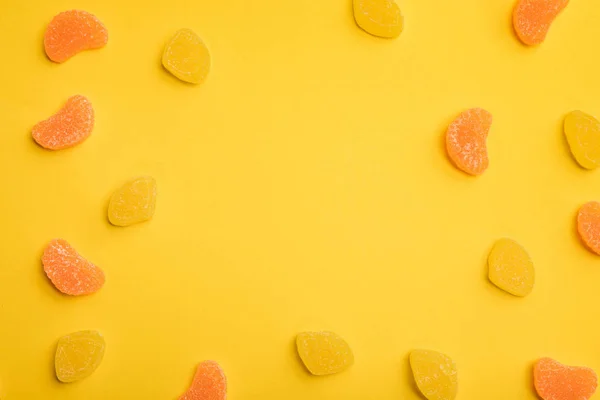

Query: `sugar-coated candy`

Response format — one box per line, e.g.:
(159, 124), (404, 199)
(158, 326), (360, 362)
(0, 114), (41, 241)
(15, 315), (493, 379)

(564, 111), (600, 169)
(513, 0), (569, 45)
(488, 238), (534, 297)
(162, 29), (211, 84)
(32, 95), (94, 150)
(534, 357), (597, 400)
(296, 331), (354, 376)
(577, 201), (600, 255)
(55, 330), (106, 383)
(445, 108), (492, 176)
(178, 361), (227, 400)
(44, 10), (108, 63)
(42, 239), (105, 296)
(353, 0), (404, 39)
(108, 177), (157, 227)
(410, 349), (458, 400)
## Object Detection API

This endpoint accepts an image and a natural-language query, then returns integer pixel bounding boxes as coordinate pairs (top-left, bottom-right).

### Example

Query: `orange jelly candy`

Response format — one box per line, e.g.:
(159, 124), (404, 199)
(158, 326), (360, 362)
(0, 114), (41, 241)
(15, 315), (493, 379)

(178, 361), (227, 400)
(577, 201), (600, 255)
(42, 239), (105, 296)
(513, 0), (569, 45)
(32, 95), (94, 150)
(534, 357), (597, 400)
(44, 10), (108, 63)
(445, 108), (492, 176)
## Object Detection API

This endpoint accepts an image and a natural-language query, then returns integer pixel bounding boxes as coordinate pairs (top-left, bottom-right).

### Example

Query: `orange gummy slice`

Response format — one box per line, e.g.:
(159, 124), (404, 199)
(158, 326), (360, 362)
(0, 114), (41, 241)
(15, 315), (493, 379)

(32, 95), (94, 150)
(445, 108), (492, 176)
(178, 361), (227, 400)
(42, 239), (105, 296)
(513, 0), (569, 45)
(577, 201), (600, 255)
(534, 357), (597, 400)
(44, 10), (108, 63)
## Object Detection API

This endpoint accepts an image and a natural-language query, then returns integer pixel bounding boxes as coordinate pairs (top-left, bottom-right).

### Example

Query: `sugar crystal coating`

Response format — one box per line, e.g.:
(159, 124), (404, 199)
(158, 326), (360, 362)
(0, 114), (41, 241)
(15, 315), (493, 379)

(513, 0), (569, 45)
(296, 331), (354, 375)
(55, 330), (105, 383)
(534, 357), (597, 400)
(42, 239), (105, 296)
(353, 0), (404, 38)
(564, 111), (600, 169)
(44, 10), (108, 63)
(162, 29), (211, 84)
(410, 350), (458, 400)
(577, 201), (600, 255)
(108, 177), (157, 227)
(32, 95), (94, 150)
(178, 361), (227, 400)
(488, 238), (534, 297)
(445, 108), (492, 176)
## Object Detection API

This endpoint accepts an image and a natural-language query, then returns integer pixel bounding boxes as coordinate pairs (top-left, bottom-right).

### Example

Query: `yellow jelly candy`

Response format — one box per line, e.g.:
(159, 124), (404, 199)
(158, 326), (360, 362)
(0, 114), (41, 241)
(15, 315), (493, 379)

(488, 238), (534, 297)
(410, 350), (458, 400)
(296, 331), (354, 375)
(162, 29), (211, 84)
(353, 0), (404, 39)
(55, 330), (105, 383)
(108, 176), (157, 227)
(564, 111), (600, 170)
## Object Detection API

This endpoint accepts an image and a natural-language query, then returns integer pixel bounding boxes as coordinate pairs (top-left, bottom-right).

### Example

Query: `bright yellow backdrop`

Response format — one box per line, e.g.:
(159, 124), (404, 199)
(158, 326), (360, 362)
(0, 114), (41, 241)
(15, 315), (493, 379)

(1, 0), (599, 398)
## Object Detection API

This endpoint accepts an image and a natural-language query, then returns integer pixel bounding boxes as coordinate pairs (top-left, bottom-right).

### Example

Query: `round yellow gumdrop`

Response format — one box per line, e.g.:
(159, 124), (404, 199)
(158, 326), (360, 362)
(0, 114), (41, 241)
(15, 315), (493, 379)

(488, 238), (534, 297)
(353, 0), (404, 39)
(296, 331), (354, 376)
(410, 350), (458, 400)
(55, 330), (106, 383)
(564, 110), (600, 170)
(162, 28), (211, 84)
(108, 176), (157, 227)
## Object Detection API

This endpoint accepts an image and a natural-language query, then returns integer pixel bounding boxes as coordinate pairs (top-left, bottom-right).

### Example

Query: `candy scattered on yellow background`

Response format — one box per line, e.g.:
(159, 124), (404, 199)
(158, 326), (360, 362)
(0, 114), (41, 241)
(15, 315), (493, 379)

(178, 361), (227, 400)
(353, 0), (404, 38)
(409, 350), (458, 400)
(42, 239), (105, 296)
(512, 0), (569, 45)
(108, 177), (157, 227)
(533, 357), (598, 400)
(564, 110), (600, 170)
(296, 331), (354, 376)
(488, 238), (534, 297)
(55, 330), (106, 383)
(32, 95), (94, 150)
(162, 29), (211, 84)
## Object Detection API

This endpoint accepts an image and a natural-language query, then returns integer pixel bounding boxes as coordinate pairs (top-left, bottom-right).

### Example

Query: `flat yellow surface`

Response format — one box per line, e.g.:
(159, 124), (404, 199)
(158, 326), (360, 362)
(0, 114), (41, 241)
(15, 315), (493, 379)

(1, 0), (600, 398)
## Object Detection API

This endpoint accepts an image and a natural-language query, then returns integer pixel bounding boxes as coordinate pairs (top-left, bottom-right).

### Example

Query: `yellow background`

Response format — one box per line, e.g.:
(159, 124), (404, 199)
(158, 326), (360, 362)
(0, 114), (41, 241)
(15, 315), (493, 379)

(1, 0), (599, 398)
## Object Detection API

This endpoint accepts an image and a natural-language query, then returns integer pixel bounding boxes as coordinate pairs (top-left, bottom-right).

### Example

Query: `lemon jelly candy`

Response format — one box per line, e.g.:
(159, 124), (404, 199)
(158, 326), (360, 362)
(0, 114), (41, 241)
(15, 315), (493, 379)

(488, 238), (534, 297)
(534, 357), (598, 400)
(564, 111), (600, 169)
(353, 0), (404, 39)
(296, 331), (354, 376)
(55, 330), (106, 383)
(178, 360), (227, 400)
(108, 177), (157, 227)
(410, 349), (458, 400)
(162, 29), (211, 84)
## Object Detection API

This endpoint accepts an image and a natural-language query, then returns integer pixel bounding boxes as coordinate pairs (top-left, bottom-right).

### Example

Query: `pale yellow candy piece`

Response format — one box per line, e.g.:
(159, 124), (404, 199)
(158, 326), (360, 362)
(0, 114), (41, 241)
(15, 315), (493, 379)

(55, 330), (105, 383)
(410, 350), (458, 400)
(108, 176), (157, 227)
(564, 111), (600, 169)
(296, 331), (354, 375)
(162, 28), (211, 84)
(488, 238), (534, 297)
(353, 0), (404, 39)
